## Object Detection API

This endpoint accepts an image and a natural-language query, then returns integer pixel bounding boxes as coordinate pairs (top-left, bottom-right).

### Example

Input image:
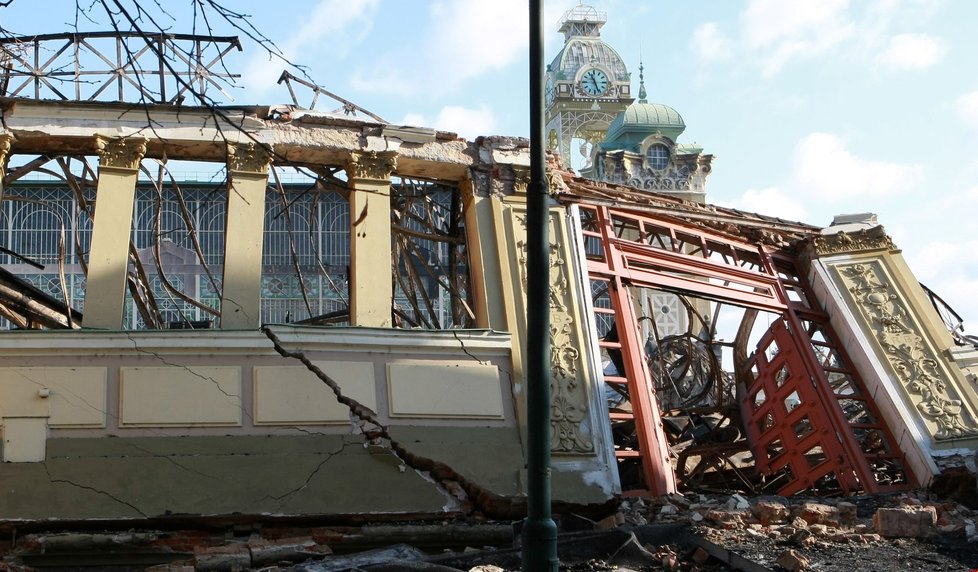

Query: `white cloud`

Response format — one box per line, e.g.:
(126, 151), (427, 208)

(742, 0), (850, 48)
(741, 0), (855, 75)
(905, 240), (978, 325)
(352, 0), (534, 97)
(876, 33), (947, 70)
(722, 187), (808, 221)
(790, 133), (923, 201)
(955, 92), (978, 130)
(400, 105), (498, 140)
(691, 23), (731, 62)
(692, 0), (946, 77)
(242, 0), (378, 97)
(901, 184), (978, 324)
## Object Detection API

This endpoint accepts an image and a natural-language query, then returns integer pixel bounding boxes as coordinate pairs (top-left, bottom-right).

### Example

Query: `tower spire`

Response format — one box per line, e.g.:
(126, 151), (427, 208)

(638, 59), (647, 103)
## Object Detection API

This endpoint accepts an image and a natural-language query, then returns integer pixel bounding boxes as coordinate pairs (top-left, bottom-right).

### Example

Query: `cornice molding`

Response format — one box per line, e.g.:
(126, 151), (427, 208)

(0, 326), (512, 358)
(812, 226), (896, 256)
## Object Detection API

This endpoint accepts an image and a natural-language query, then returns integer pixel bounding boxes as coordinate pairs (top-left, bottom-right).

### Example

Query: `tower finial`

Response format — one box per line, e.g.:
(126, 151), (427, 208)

(638, 59), (647, 103)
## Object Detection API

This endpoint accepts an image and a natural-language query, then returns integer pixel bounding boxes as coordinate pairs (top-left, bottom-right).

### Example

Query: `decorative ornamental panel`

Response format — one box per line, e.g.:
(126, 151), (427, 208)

(506, 203), (594, 454)
(833, 259), (978, 440)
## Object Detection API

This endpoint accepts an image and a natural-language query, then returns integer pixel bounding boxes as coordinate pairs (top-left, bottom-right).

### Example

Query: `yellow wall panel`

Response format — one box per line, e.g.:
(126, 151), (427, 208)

(0, 367), (106, 427)
(253, 363), (376, 424)
(120, 366), (241, 426)
(387, 362), (503, 419)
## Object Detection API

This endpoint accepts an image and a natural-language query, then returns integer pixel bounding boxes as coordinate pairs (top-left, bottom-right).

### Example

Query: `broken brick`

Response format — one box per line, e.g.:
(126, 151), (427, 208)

(776, 548), (810, 571)
(873, 506), (937, 538)
(750, 500), (789, 524)
(791, 502), (839, 526)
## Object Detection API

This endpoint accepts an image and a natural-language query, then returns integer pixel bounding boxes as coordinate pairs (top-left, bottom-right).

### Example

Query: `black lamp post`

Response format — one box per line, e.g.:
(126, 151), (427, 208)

(522, 0), (559, 569)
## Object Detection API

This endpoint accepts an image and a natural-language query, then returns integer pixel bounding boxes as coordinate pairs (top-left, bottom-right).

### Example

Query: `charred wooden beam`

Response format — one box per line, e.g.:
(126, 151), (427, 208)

(0, 267), (81, 329)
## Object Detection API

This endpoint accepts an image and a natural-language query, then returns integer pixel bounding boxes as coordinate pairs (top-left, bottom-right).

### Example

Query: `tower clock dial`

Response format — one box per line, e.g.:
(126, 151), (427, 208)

(580, 68), (610, 96)
(546, 76), (555, 106)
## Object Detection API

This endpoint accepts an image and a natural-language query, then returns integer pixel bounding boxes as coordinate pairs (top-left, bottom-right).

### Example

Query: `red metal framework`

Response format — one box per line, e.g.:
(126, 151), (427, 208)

(576, 203), (915, 496)
(741, 253), (914, 494)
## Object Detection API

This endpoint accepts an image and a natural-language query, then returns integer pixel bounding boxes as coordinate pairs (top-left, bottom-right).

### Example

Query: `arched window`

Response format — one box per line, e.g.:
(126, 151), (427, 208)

(646, 144), (669, 170)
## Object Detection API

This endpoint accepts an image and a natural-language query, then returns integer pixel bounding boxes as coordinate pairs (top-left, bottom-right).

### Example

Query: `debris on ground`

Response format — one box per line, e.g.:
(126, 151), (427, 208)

(4, 490), (978, 570)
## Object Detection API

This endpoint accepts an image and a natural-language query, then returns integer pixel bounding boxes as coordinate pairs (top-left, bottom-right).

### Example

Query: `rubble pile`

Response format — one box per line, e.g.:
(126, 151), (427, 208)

(598, 491), (978, 570)
(2, 492), (978, 570)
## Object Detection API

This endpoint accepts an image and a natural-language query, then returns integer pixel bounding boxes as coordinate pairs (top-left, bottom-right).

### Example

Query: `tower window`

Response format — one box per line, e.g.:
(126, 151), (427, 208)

(646, 144), (669, 170)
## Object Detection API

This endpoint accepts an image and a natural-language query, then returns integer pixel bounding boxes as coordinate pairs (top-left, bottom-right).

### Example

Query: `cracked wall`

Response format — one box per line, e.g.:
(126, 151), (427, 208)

(0, 101), (621, 520)
(0, 327), (530, 519)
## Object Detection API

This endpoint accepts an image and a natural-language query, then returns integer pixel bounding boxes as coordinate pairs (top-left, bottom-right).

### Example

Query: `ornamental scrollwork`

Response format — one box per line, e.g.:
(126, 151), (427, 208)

(95, 135), (147, 170)
(347, 150), (397, 182)
(813, 227), (895, 256)
(837, 261), (978, 440)
(514, 212), (594, 454)
(633, 162), (693, 192)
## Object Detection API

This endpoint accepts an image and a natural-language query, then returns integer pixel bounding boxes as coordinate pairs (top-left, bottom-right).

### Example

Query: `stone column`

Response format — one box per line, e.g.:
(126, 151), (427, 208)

(220, 142), (272, 329)
(84, 136), (147, 329)
(461, 167), (507, 330)
(346, 150), (396, 328)
(805, 221), (978, 482)
(0, 133), (14, 204)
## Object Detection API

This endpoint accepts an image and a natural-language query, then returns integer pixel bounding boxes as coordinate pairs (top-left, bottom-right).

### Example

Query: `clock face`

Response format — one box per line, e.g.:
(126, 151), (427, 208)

(580, 68), (610, 96)
(546, 77), (555, 105)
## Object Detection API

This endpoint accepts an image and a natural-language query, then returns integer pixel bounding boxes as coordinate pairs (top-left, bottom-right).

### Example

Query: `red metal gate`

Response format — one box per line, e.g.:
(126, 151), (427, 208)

(576, 203), (915, 496)
(741, 318), (861, 493)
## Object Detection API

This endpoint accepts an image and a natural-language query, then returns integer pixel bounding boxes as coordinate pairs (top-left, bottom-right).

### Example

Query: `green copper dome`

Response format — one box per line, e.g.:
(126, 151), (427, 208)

(604, 102), (686, 147)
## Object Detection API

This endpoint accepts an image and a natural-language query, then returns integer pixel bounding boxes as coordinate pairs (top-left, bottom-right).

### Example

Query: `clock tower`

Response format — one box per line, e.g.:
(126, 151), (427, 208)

(546, 4), (633, 170)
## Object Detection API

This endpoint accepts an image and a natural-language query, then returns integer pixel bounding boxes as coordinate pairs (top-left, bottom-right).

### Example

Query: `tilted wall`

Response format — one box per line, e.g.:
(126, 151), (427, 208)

(806, 228), (978, 480)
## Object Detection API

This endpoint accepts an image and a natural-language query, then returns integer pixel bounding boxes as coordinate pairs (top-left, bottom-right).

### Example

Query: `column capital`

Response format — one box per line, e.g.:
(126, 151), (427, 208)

(347, 150), (397, 184)
(0, 132), (14, 169)
(227, 141), (272, 175)
(462, 167), (491, 199)
(511, 166), (530, 194)
(95, 135), (147, 170)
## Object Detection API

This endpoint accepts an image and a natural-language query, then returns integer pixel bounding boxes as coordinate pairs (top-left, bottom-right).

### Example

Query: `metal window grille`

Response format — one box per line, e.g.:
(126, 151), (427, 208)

(0, 175), (352, 329)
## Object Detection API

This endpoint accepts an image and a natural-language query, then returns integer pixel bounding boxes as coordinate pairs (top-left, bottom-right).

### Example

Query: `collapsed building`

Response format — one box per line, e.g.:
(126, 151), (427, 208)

(0, 6), (975, 531)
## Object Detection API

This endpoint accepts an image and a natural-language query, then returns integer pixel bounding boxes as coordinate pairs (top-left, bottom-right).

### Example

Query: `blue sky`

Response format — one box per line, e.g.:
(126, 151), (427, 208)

(3, 0), (977, 323)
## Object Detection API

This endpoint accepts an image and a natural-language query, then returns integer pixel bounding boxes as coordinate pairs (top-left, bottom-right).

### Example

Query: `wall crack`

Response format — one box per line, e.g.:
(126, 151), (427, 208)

(261, 326), (524, 518)
(42, 463), (148, 518)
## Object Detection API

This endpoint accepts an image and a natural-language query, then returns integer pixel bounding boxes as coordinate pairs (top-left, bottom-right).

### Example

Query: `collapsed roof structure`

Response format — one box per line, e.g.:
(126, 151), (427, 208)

(0, 8), (975, 534)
